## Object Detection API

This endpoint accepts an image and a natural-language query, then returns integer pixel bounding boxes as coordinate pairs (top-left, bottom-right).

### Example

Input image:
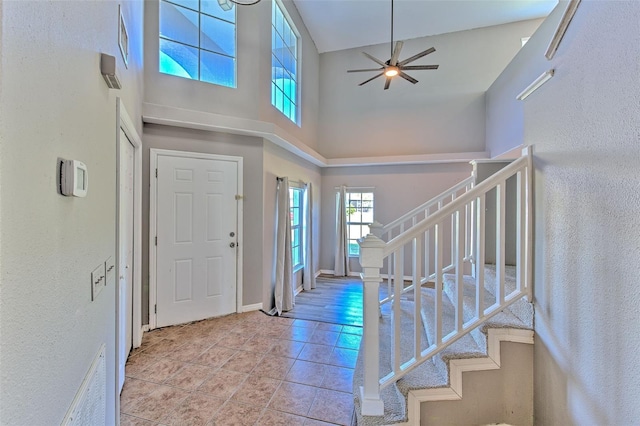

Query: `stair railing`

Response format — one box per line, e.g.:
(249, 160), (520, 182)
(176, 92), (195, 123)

(371, 174), (477, 308)
(357, 148), (533, 416)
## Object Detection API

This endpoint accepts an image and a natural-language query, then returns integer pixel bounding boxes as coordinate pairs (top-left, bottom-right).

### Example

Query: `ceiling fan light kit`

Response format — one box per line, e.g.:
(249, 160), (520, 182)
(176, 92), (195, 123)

(347, 0), (439, 90)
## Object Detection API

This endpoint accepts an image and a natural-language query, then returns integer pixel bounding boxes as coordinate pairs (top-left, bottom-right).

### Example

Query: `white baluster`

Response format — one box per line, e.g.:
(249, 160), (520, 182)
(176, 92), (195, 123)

(393, 247), (403, 374)
(496, 182), (506, 304)
(516, 170), (525, 294)
(476, 195), (486, 319)
(435, 223), (443, 345)
(455, 209), (465, 331)
(413, 235), (423, 359)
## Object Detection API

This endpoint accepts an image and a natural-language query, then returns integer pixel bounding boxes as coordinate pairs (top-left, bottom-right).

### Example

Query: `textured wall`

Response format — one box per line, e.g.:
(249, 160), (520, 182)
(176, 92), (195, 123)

(524, 1), (640, 424)
(317, 20), (543, 159)
(144, 0), (320, 151)
(0, 1), (143, 424)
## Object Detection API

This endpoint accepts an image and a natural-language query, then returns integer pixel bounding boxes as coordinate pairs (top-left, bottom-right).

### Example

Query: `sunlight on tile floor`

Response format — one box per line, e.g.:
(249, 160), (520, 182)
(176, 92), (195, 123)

(120, 311), (362, 426)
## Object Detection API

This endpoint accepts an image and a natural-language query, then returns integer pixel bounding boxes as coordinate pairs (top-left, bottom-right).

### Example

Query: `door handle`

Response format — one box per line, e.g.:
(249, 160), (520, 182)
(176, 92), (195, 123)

(229, 242), (236, 248)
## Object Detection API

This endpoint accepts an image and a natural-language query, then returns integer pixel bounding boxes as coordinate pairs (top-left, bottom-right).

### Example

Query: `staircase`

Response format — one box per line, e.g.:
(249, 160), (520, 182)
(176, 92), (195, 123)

(353, 149), (534, 425)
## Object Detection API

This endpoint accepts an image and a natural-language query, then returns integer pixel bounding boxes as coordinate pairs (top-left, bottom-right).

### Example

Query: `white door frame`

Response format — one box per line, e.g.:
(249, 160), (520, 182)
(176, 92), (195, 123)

(116, 98), (143, 349)
(149, 148), (244, 330)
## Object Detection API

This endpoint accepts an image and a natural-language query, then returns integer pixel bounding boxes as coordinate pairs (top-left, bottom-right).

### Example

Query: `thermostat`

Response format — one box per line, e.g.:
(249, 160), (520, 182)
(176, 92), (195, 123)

(60, 159), (88, 197)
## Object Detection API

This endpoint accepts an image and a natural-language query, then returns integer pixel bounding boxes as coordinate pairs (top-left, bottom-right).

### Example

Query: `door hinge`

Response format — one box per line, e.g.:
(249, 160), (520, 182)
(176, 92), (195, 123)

(155, 168), (158, 178)
(235, 194), (243, 200)
(154, 304), (157, 314)
(155, 236), (157, 246)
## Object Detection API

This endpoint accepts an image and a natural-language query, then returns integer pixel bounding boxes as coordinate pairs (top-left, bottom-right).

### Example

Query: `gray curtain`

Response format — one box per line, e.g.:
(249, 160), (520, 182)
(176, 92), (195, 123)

(273, 177), (294, 314)
(303, 182), (316, 290)
(334, 185), (350, 276)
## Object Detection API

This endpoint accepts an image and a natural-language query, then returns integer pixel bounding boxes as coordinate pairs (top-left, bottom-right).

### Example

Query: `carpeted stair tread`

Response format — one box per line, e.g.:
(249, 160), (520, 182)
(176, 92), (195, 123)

(354, 299), (449, 425)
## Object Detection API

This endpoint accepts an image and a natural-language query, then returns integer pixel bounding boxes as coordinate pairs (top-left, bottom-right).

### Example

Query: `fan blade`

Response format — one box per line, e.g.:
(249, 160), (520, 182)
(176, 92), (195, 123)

(390, 41), (404, 66)
(401, 65), (439, 70)
(359, 72), (385, 86)
(384, 77), (392, 90)
(347, 68), (384, 73)
(398, 47), (436, 66)
(399, 72), (418, 84)
(362, 52), (386, 66)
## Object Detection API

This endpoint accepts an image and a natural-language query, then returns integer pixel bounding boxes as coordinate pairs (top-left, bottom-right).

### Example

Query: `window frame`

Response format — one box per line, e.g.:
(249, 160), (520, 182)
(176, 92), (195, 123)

(344, 189), (375, 257)
(271, 0), (300, 125)
(289, 184), (304, 271)
(158, 0), (237, 88)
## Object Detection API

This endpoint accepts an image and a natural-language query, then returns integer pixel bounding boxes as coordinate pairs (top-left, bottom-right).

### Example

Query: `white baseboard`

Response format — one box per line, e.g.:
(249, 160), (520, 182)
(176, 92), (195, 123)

(319, 269), (361, 278)
(294, 285), (303, 296)
(242, 303), (263, 312)
(314, 270), (322, 278)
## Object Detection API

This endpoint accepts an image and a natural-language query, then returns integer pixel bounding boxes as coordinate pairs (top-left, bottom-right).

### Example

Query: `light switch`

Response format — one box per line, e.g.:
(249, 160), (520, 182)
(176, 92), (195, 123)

(91, 263), (106, 301)
(105, 256), (115, 287)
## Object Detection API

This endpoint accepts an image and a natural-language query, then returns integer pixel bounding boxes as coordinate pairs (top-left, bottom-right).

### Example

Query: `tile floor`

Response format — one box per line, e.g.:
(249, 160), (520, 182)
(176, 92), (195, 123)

(120, 310), (361, 426)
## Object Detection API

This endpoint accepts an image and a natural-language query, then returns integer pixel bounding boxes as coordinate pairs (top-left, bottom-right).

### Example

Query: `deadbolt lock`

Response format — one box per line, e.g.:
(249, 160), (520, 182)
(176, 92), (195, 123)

(230, 242), (236, 248)
(230, 232), (235, 237)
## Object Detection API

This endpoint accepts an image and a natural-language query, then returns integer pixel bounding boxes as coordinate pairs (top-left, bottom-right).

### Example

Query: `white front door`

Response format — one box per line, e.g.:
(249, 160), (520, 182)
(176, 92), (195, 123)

(118, 128), (135, 392)
(156, 154), (238, 327)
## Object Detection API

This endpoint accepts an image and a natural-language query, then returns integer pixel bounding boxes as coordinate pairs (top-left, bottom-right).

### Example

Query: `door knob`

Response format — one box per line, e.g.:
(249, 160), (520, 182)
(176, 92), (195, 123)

(229, 242), (236, 248)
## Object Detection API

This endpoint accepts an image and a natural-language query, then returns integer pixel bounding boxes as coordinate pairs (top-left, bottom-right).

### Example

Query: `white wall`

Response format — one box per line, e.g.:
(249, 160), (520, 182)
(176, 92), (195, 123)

(485, 6), (564, 158)
(317, 20), (543, 159)
(0, 1), (143, 424)
(320, 163), (472, 272)
(144, 0), (320, 151)
(262, 142), (321, 310)
(520, 1), (640, 424)
(142, 124), (264, 321)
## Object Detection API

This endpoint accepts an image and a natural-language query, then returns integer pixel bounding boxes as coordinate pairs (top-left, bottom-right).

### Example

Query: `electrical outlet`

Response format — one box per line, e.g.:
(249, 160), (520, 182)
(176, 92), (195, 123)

(91, 264), (106, 301)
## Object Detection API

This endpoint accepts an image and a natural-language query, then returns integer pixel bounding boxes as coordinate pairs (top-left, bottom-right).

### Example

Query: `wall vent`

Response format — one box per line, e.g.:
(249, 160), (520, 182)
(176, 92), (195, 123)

(62, 344), (106, 425)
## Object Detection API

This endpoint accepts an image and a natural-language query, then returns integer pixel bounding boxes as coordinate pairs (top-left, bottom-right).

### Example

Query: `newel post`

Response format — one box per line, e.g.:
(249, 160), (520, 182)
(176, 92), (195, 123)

(358, 234), (385, 416)
(369, 221), (384, 239)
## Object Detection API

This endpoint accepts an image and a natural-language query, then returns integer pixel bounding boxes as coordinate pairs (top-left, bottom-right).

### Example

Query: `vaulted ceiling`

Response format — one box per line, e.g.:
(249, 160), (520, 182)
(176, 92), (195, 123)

(292, 0), (558, 53)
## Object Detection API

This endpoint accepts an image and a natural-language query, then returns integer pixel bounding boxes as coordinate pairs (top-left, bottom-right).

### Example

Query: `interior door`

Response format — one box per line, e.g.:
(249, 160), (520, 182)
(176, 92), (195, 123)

(156, 154), (238, 328)
(118, 129), (135, 392)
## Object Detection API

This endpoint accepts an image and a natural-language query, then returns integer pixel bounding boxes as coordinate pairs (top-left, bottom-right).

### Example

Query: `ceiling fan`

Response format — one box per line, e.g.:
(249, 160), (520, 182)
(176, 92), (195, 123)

(347, 0), (439, 90)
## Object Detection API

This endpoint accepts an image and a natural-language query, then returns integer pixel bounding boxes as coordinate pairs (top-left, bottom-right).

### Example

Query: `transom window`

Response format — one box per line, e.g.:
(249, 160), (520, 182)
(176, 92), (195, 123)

(271, 1), (299, 124)
(346, 191), (374, 256)
(159, 0), (236, 88)
(289, 187), (304, 270)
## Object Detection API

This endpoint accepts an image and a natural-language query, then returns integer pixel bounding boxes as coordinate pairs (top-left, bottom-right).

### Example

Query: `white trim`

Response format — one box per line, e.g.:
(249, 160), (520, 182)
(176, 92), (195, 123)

(516, 69), (555, 101)
(141, 324), (150, 333)
(294, 285), (304, 296)
(142, 103), (490, 168)
(149, 148), (244, 330)
(242, 303), (263, 312)
(117, 99), (143, 349)
(545, 0), (581, 60)
(490, 144), (526, 160)
(400, 328), (534, 426)
(318, 269), (361, 278)
(314, 270), (322, 278)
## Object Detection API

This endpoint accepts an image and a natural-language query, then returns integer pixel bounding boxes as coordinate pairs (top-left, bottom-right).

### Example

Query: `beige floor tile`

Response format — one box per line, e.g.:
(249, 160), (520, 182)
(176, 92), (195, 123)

(292, 319), (320, 329)
(120, 378), (163, 407)
(256, 409), (307, 426)
(210, 400), (263, 426)
(160, 393), (225, 426)
(316, 323), (343, 333)
(308, 330), (340, 346)
(127, 385), (190, 422)
(126, 352), (162, 377)
(285, 360), (327, 387)
(279, 325), (315, 342)
(260, 324), (291, 338)
(320, 366), (354, 393)
(303, 419), (340, 426)
(307, 389), (354, 426)
(297, 343), (334, 364)
(215, 332), (252, 350)
(197, 368), (247, 400)
(230, 375), (281, 407)
(268, 339), (305, 359)
(164, 363), (217, 391)
(165, 341), (213, 363)
(268, 382), (317, 416)
(138, 358), (187, 383)
(221, 350), (264, 374)
(327, 347), (358, 368)
(240, 335), (278, 353)
(335, 333), (362, 350)
(251, 355), (295, 380)
(195, 346), (238, 368)
(120, 413), (158, 426)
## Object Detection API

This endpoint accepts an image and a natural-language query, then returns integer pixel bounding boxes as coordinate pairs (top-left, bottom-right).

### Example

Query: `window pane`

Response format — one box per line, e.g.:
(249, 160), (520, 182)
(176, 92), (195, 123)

(274, 5), (284, 39)
(349, 241), (360, 256)
(200, 51), (235, 87)
(160, 38), (198, 79)
(160, 2), (199, 47)
(201, 0), (236, 23)
(201, 15), (236, 56)
(167, 0), (199, 11)
(292, 208), (300, 226)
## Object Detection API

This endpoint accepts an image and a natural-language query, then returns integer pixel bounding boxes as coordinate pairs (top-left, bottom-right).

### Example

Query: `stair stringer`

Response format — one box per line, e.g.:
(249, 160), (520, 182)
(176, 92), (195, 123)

(397, 328), (534, 426)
